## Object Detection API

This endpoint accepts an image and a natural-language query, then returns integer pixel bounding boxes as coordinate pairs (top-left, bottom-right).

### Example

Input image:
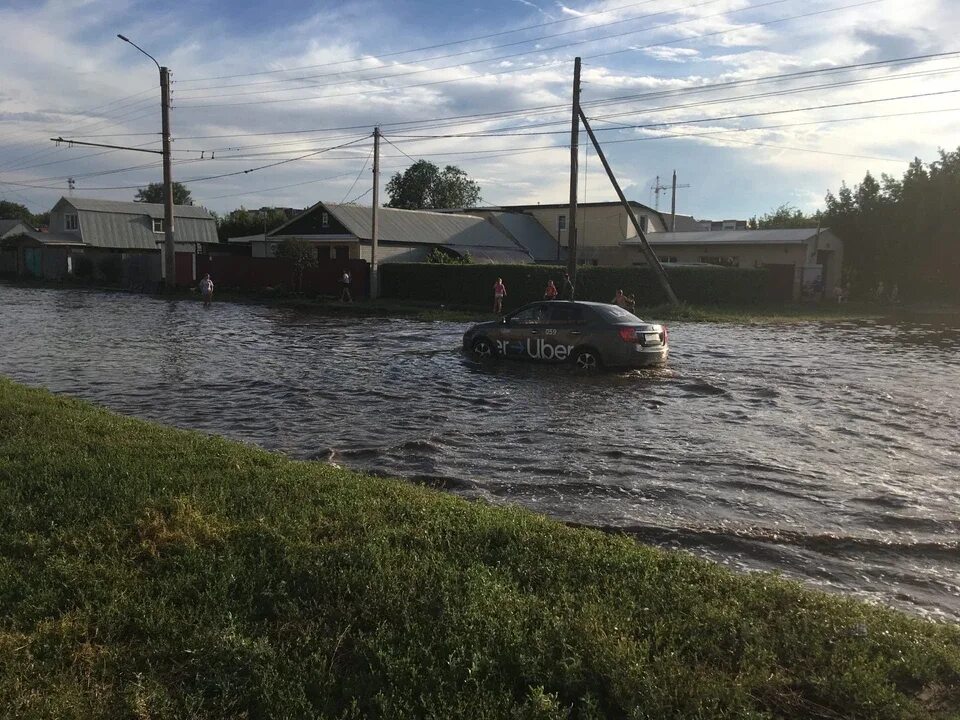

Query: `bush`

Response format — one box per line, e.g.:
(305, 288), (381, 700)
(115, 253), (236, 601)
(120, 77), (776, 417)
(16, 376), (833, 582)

(380, 263), (771, 308)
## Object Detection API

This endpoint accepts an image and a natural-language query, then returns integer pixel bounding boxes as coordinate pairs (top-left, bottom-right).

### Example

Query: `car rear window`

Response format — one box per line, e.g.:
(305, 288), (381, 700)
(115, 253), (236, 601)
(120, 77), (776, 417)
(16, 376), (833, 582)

(592, 304), (642, 323)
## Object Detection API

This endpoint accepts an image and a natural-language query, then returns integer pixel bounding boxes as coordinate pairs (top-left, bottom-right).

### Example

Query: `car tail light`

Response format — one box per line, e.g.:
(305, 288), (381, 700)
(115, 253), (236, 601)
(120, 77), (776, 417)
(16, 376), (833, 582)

(618, 327), (638, 343)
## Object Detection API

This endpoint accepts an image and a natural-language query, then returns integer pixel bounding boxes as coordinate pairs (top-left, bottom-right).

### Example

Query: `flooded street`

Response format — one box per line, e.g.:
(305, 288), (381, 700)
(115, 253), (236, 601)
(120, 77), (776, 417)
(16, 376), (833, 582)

(1, 285), (958, 620)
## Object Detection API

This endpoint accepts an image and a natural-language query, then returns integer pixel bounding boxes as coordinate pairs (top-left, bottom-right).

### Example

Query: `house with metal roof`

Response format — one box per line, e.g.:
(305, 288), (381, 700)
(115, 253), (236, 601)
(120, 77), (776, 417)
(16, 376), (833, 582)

(245, 202), (534, 264)
(48, 197), (217, 251)
(2, 197), (217, 284)
(626, 227), (844, 301)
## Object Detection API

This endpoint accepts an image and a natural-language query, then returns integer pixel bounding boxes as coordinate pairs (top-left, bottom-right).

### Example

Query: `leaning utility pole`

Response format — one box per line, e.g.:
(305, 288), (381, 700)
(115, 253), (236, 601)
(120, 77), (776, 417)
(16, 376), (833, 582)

(371, 127), (380, 299)
(567, 57), (581, 289)
(578, 109), (679, 305)
(160, 66), (176, 286)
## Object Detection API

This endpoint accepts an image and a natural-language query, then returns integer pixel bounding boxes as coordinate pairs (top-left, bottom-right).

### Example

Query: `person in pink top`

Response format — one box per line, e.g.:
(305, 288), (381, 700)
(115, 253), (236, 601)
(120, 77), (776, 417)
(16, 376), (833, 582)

(493, 277), (507, 314)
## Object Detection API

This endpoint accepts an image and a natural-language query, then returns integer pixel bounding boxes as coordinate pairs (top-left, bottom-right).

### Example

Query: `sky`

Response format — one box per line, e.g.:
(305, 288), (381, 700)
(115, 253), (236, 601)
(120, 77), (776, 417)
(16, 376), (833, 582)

(1, 0), (959, 222)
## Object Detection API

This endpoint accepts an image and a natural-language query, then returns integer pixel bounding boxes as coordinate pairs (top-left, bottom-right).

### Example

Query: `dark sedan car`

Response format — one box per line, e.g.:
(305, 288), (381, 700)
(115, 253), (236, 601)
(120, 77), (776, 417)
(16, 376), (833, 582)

(462, 301), (668, 370)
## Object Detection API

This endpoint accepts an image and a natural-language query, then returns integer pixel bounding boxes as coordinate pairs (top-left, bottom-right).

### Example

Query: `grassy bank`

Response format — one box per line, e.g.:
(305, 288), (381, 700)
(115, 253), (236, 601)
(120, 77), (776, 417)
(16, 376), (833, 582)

(1, 378), (958, 718)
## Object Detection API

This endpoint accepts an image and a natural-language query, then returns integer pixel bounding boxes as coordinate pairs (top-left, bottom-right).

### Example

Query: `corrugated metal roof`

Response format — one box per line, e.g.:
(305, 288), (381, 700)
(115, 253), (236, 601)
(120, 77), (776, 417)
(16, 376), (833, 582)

(0, 219), (30, 237)
(64, 197), (214, 220)
(325, 203), (522, 250)
(633, 228), (829, 246)
(76, 212), (218, 250)
(484, 211), (558, 263)
(54, 197), (218, 250)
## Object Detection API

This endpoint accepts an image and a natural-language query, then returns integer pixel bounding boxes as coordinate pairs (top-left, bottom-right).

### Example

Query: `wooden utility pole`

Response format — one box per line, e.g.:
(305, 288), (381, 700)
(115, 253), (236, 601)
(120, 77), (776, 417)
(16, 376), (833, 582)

(579, 109), (679, 305)
(567, 57), (581, 291)
(371, 127), (380, 299)
(160, 66), (176, 287)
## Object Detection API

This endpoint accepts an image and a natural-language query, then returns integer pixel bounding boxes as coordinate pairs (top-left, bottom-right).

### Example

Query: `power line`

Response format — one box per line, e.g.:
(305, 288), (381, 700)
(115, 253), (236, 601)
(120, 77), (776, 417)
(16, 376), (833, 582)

(157, 49), (960, 144)
(176, 0), (740, 98)
(1, 135), (372, 191)
(175, 0), (674, 83)
(176, 0), (831, 108)
(339, 147), (375, 203)
(386, 87), (960, 139)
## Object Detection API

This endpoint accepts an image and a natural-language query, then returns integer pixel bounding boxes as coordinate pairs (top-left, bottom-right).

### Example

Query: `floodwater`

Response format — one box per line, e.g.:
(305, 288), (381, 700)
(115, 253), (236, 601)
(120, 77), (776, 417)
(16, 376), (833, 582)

(1, 285), (958, 620)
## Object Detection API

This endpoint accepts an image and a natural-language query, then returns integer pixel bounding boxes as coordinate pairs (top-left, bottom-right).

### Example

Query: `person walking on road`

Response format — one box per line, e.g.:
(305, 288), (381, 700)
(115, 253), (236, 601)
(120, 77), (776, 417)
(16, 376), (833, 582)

(493, 277), (507, 314)
(560, 271), (575, 300)
(199, 274), (214, 307)
(611, 289), (635, 311)
(543, 279), (558, 301)
(340, 269), (353, 302)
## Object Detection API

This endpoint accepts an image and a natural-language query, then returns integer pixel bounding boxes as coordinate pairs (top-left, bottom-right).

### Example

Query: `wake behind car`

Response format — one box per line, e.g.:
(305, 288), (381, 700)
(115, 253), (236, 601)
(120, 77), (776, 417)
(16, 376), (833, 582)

(463, 300), (668, 370)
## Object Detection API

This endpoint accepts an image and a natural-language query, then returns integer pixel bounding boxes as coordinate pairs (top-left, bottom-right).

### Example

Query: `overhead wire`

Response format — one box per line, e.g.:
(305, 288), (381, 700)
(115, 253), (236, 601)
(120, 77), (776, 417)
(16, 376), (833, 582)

(176, 0), (668, 83)
(176, 0), (847, 108)
(175, 0), (743, 97)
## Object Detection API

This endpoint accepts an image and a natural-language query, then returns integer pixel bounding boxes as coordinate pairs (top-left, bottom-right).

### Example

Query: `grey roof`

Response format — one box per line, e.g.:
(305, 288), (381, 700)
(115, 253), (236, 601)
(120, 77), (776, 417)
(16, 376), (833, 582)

(316, 203), (532, 262)
(474, 211), (560, 263)
(63, 197), (214, 219)
(0, 219), (30, 238)
(56, 196), (218, 250)
(633, 228), (832, 246)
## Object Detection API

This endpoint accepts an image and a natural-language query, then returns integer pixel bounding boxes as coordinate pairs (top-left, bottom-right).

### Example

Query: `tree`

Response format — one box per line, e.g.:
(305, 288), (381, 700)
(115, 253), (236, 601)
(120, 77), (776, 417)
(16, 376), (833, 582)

(748, 203), (819, 229)
(216, 206), (296, 242)
(274, 238), (317, 292)
(135, 182), (193, 205)
(0, 201), (38, 226)
(385, 160), (481, 209)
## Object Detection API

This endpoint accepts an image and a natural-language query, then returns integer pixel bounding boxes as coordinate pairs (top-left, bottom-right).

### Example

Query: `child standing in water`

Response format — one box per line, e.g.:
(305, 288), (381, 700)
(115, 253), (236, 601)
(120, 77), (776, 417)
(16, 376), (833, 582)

(493, 277), (507, 314)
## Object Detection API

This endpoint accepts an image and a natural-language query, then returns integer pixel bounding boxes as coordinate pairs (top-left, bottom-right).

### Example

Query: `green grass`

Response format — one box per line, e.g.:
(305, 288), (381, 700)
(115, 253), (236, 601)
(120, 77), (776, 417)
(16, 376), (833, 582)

(0, 378), (958, 718)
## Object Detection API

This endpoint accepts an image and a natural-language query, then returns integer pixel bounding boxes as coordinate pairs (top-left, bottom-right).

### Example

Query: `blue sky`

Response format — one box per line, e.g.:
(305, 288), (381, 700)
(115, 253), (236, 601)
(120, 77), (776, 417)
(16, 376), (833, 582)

(1, 0), (958, 221)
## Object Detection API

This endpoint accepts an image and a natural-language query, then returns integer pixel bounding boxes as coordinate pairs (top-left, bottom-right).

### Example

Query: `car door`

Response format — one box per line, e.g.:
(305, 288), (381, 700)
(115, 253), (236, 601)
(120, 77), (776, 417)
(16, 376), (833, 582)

(501, 303), (549, 361)
(540, 303), (585, 363)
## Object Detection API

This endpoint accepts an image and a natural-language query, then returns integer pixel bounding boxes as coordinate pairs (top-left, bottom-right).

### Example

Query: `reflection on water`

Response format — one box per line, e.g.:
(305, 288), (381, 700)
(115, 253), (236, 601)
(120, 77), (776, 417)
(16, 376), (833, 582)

(1, 285), (959, 620)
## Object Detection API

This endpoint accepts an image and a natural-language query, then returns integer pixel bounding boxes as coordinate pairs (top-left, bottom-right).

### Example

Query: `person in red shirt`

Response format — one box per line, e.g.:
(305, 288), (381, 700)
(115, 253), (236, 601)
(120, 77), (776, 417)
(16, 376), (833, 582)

(543, 280), (558, 300)
(493, 278), (507, 314)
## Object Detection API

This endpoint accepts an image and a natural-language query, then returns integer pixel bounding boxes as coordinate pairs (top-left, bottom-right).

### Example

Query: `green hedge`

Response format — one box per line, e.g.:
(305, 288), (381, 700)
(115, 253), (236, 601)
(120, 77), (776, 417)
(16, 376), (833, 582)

(381, 263), (771, 308)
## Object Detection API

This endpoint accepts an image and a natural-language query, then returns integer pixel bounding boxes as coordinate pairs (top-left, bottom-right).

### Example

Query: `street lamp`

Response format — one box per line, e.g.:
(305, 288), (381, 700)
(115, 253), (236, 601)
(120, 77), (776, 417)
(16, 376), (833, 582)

(117, 33), (176, 287)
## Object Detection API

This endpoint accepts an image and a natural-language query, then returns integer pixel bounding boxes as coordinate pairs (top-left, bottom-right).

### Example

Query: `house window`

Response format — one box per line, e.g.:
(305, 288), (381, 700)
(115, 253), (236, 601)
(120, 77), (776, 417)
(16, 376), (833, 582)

(152, 218), (164, 233)
(658, 255), (678, 263)
(557, 214), (566, 231)
(321, 212), (329, 228)
(65, 213), (79, 231)
(699, 255), (739, 267)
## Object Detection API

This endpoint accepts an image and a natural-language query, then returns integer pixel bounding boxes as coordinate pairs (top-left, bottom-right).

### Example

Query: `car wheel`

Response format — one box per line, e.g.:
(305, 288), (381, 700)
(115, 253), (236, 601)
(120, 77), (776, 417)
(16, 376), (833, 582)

(471, 337), (494, 359)
(573, 347), (601, 371)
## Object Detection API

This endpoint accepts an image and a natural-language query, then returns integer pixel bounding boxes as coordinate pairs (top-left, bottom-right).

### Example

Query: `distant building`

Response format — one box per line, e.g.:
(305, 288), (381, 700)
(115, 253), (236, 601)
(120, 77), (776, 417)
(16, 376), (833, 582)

(236, 202), (536, 264)
(628, 227), (843, 301)
(669, 214), (749, 232)
(499, 200), (667, 266)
